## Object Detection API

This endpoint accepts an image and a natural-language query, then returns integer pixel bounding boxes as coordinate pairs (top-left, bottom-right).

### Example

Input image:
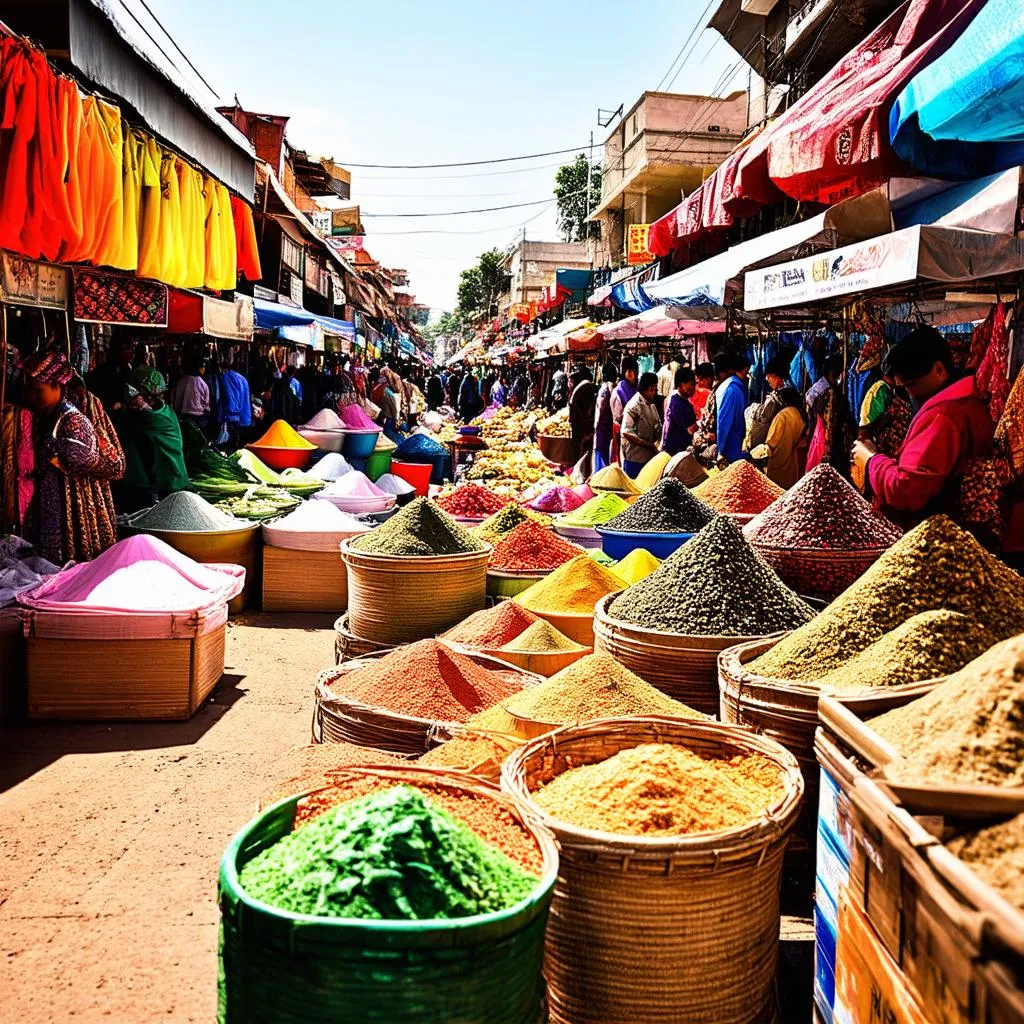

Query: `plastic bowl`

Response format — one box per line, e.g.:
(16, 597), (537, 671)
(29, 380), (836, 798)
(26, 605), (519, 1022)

(245, 445), (313, 471)
(341, 429), (382, 460)
(316, 492), (396, 515)
(596, 527), (694, 560)
(298, 428), (346, 453)
(364, 450), (392, 482)
(552, 522), (603, 550)
(390, 460), (433, 497)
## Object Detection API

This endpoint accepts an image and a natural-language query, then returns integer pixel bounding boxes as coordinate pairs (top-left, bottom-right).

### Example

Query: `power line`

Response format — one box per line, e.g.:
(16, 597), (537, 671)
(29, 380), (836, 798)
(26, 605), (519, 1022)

(367, 202), (555, 235)
(112, 0), (192, 93)
(123, 0), (220, 99)
(357, 159), (571, 182)
(341, 145), (593, 170)
(654, 0), (718, 92)
(356, 186), (557, 200)
(362, 186), (585, 218)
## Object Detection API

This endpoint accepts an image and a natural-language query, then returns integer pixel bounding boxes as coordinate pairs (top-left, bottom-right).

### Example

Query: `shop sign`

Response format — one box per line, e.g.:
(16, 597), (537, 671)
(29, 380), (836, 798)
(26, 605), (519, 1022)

(331, 208), (362, 237)
(309, 210), (332, 236)
(253, 285), (277, 302)
(745, 226), (921, 310)
(330, 269), (346, 306)
(625, 223), (654, 266)
(325, 235), (365, 259)
(1, 254), (68, 310)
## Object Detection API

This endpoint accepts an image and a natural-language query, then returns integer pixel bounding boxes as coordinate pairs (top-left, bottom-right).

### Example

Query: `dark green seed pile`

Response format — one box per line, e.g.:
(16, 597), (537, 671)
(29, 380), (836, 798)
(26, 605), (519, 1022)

(608, 515), (814, 636)
(349, 497), (486, 556)
(603, 478), (716, 534)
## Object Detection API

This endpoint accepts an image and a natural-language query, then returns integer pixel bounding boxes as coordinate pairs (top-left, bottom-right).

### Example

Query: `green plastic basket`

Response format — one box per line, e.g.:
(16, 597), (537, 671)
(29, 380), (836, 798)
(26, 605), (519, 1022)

(218, 781), (557, 1023)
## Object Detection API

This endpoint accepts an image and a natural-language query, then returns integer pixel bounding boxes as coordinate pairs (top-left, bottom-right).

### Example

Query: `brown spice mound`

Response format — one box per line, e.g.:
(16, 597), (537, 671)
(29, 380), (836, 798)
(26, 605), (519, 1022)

(325, 639), (524, 721)
(870, 634), (1024, 787)
(499, 620), (584, 654)
(295, 771), (543, 874)
(441, 602), (540, 649)
(418, 705), (522, 781)
(945, 813), (1024, 911)
(259, 743), (406, 808)
(533, 742), (786, 836)
(503, 652), (703, 724)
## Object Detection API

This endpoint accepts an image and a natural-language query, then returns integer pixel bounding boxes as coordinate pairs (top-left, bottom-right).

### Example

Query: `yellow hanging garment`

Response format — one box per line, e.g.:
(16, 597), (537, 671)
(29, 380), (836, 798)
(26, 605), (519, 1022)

(92, 99), (125, 268)
(137, 133), (165, 281)
(204, 177), (236, 290)
(115, 127), (142, 271)
(157, 149), (186, 286)
(176, 159), (206, 287)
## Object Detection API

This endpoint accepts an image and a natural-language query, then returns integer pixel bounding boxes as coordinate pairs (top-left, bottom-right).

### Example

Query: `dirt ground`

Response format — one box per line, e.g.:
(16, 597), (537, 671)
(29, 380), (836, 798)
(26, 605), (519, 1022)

(0, 613), (335, 1024)
(1, 612), (813, 1023)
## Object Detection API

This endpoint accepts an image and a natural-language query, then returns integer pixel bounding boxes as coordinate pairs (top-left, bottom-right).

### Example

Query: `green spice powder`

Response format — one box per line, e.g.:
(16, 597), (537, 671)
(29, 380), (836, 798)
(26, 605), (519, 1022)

(350, 497), (486, 556)
(239, 785), (539, 920)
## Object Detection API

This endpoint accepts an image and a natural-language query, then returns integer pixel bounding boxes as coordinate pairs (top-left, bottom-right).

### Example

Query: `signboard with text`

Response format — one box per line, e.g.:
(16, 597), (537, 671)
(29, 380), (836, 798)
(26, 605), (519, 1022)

(626, 223), (654, 266)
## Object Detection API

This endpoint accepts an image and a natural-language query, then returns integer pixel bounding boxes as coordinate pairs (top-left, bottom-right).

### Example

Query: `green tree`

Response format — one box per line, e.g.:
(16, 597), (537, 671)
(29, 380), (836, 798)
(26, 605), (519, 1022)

(554, 154), (602, 243)
(456, 249), (508, 319)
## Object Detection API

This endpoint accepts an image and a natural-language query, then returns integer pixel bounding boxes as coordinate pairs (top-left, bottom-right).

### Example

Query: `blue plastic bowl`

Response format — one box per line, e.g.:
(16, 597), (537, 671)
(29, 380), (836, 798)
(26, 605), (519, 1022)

(342, 429), (381, 460)
(596, 528), (694, 560)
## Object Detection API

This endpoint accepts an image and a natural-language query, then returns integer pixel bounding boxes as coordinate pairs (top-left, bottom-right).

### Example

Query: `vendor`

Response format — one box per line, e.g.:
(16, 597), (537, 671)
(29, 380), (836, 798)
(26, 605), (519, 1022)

(610, 356), (638, 465)
(620, 372), (662, 478)
(592, 361), (618, 469)
(715, 353), (750, 464)
(852, 326), (994, 529)
(661, 367), (698, 457)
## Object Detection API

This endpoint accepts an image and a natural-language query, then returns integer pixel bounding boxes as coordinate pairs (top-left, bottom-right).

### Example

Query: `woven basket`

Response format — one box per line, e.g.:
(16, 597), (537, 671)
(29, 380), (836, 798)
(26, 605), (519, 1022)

(718, 635), (942, 857)
(502, 716), (804, 1024)
(314, 650), (542, 756)
(262, 545), (347, 613)
(522, 608), (595, 649)
(475, 644), (587, 679)
(422, 715), (527, 781)
(341, 540), (490, 647)
(593, 592), (775, 716)
(486, 568), (549, 600)
(333, 613), (394, 665)
(220, 766), (558, 1024)
(747, 543), (889, 601)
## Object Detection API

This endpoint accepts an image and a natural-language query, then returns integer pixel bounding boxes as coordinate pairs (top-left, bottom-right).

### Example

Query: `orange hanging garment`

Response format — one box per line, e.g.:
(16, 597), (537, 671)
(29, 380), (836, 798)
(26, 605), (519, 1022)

(176, 159), (206, 287)
(230, 194), (262, 282)
(91, 99), (126, 268)
(137, 132), (164, 280)
(56, 75), (85, 262)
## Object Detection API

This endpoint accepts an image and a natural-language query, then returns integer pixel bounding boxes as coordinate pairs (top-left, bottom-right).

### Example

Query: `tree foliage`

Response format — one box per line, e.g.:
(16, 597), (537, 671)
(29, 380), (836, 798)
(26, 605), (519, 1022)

(554, 154), (602, 243)
(455, 248), (508, 319)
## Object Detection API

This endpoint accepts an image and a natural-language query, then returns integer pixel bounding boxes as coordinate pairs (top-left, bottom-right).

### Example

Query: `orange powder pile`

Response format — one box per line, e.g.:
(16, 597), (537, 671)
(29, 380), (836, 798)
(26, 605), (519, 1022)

(251, 419), (317, 450)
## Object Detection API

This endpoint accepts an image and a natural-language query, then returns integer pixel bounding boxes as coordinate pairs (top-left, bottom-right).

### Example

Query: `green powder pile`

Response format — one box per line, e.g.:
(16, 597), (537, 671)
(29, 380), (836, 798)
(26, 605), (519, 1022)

(559, 492), (630, 528)
(473, 503), (548, 544)
(499, 619), (584, 654)
(239, 785), (539, 920)
(813, 610), (996, 691)
(131, 490), (245, 532)
(751, 516), (1024, 681)
(350, 497), (485, 556)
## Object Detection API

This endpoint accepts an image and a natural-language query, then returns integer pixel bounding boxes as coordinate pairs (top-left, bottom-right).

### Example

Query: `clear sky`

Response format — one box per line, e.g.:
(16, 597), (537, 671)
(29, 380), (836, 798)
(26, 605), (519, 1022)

(134, 0), (747, 311)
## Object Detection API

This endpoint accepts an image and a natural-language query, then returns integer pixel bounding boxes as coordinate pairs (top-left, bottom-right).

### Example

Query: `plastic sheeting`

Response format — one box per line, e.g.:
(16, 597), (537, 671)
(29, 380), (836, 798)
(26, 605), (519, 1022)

(596, 307), (728, 340)
(890, 0), (1024, 178)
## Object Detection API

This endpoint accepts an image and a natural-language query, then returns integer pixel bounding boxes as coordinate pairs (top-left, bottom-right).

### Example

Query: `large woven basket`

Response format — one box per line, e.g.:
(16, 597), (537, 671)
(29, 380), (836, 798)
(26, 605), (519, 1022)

(502, 716), (803, 1024)
(475, 643), (588, 679)
(593, 592), (776, 716)
(314, 650), (542, 756)
(341, 539), (490, 647)
(718, 635), (942, 857)
(333, 613), (394, 664)
(262, 545), (347, 613)
(220, 765), (558, 1024)
(747, 543), (889, 601)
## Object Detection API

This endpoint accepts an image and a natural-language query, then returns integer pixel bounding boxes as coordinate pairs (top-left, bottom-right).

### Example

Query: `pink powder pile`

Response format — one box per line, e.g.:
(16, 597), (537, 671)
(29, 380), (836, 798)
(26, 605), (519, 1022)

(527, 486), (587, 514)
(339, 404), (379, 430)
(323, 472), (387, 498)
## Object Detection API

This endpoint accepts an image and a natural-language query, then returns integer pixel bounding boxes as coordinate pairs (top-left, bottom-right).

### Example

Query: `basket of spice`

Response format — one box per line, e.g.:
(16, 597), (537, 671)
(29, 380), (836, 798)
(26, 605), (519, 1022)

(333, 612), (395, 664)
(419, 704), (526, 782)
(719, 514), (1024, 854)
(220, 764), (558, 1024)
(692, 459), (784, 527)
(434, 482), (508, 524)
(314, 639), (542, 756)
(594, 515), (814, 716)
(742, 464), (903, 599)
(478, 619), (589, 678)
(486, 521), (583, 600)
(473, 504), (552, 545)
(341, 498), (491, 647)
(501, 716), (803, 1024)
(440, 602), (543, 652)
(513, 555), (625, 649)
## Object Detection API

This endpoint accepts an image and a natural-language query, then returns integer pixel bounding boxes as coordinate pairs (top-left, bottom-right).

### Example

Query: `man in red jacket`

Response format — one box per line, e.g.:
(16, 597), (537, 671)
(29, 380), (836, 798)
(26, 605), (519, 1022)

(851, 326), (994, 529)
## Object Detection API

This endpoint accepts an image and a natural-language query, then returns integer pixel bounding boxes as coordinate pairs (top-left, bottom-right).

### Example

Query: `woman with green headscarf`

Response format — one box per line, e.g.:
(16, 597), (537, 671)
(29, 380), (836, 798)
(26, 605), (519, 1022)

(117, 365), (189, 513)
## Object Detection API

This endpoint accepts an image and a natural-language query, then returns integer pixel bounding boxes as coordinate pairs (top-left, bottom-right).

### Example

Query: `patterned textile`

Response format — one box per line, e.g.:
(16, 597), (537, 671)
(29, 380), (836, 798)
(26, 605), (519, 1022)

(73, 269), (168, 326)
(22, 349), (73, 386)
(975, 302), (1013, 423)
(1, 404), (34, 529)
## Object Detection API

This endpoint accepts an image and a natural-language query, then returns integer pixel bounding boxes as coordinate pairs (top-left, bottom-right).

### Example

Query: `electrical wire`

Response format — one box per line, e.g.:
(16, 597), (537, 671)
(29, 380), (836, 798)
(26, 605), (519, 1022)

(654, 0), (718, 92)
(367, 202), (555, 235)
(340, 145), (594, 170)
(361, 186), (585, 218)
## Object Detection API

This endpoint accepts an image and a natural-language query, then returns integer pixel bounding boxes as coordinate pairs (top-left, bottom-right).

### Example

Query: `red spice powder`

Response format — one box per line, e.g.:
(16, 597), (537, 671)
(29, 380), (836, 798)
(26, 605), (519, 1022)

(435, 483), (508, 518)
(488, 520), (583, 572)
(693, 460), (784, 515)
(441, 602), (540, 648)
(329, 639), (524, 720)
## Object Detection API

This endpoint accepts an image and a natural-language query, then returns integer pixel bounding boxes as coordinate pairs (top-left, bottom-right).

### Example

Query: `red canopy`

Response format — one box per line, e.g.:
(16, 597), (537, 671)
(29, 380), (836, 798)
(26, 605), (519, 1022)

(736, 0), (986, 207)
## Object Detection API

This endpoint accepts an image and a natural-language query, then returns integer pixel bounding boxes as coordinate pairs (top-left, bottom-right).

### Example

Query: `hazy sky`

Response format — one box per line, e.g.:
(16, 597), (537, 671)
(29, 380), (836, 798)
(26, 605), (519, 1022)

(134, 0), (746, 310)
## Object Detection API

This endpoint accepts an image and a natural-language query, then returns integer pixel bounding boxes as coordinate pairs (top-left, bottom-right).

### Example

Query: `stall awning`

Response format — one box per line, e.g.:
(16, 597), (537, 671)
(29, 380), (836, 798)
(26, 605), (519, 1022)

(253, 297), (316, 330)
(744, 224), (1024, 311)
(313, 314), (356, 342)
(891, 169), (1021, 235)
(890, 0), (1024, 179)
(596, 307), (728, 340)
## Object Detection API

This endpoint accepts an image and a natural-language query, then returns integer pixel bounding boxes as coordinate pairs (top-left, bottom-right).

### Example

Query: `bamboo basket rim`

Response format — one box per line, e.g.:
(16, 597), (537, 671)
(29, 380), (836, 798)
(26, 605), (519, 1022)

(595, 591), (783, 648)
(719, 635), (946, 707)
(340, 536), (493, 566)
(502, 714), (804, 857)
(221, 764), (559, 936)
(476, 638), (589, 659)
(331, 613), (395, 654)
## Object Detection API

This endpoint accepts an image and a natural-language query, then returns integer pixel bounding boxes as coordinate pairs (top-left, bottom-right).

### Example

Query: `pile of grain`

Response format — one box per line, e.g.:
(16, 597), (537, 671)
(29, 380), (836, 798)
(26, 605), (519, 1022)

(603, 478), (715, 534)
(516, 555), (625, 615)
(498, 620), (584, 655)
(441, 602), (540, 649)
(349, 497), (485, 556)
(693, 461), (783, 515)
(945, 814), (1024, 911)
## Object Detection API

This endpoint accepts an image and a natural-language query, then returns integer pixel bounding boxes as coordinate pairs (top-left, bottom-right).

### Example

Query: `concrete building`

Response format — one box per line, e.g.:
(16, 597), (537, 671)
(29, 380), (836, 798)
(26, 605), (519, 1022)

(497, 238), (591, 321)
(589, 90), (748, 267)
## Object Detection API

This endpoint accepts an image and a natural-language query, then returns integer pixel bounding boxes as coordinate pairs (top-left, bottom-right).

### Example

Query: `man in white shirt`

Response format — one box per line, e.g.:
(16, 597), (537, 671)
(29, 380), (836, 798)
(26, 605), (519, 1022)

(620, 372), (662, 478)
(171, 360), (211, 429)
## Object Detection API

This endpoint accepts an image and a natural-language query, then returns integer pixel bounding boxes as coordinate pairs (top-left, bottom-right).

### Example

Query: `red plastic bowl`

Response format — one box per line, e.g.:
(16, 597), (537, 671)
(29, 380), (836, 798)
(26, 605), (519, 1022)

(389, 460), (432, 497)
(245, 445), (313, 471)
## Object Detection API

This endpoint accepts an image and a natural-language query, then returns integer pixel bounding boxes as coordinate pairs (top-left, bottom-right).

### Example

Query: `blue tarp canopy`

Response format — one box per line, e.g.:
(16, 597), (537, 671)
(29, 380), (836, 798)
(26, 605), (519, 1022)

(253, 298), (316, 330)
(555, 267), (592, 300)
(314, 314), (356, 340)
(890, 0), (1024, 178)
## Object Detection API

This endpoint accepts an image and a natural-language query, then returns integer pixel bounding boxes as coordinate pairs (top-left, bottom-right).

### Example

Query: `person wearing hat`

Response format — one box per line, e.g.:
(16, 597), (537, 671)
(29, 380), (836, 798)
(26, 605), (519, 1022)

(20, 350), (122, 564)
(118, 365), (189, 513)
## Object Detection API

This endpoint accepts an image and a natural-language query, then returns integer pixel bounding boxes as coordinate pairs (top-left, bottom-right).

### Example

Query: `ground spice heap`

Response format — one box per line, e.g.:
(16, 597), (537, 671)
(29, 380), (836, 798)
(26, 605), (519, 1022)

(516, 555), (625, 615)
(418, 704), (522, 781)
(339, 404), (379, 430)
(612, 548), (661, 586)
(750, 516), (1024, 681)
(945, 814), (1024, 911)
(325, 639), (522, 721)
(435, 483), (507, 518)
(240, 785), (538, 919)
(636, 451), (672, 491)
(533, 743), (785, 837)
(814, 610), (996, 691)
(131, 490), (245, 532)
(250, 419), (317, 451)
(489, 521), (582, 572)
(590, 464), (641, 495)
(349, 497), (485, 556)
(743, 464), (903, 549)
(441, 602), (540, 649)
(527, 486), (586, 514)
(693, 460), (784, 515)
(558, 492), (630, 528)
(395, 433), (448, 462)
(870, 634), (1024, 788)
(603, 478), (715, 534)
(499, 620), (584, 655)
(474, 503), (549, 544)
(609, 516), (813, 636)
(503, 652), (701, 724)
